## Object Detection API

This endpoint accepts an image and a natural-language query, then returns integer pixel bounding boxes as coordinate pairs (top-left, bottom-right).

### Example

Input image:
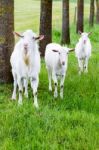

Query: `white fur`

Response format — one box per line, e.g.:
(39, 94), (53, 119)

(45, 43), (69, 99)
(75, 32), (92, 74)
(10, 30), (40, 108)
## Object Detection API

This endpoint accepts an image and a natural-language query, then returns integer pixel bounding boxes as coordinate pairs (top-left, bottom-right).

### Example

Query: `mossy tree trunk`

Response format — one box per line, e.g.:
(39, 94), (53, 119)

(39, 0), (52, 57)
(96, 0), (99, 23)
(76, 0), (84, 33)
(89, 0), (95, 26)
(0, 0), (14, 83)
(61, 0), (70, 45)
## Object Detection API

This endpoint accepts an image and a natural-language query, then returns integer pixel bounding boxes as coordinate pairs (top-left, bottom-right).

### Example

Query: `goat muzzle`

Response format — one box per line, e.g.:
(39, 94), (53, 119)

(84, 40), (86, 44)
(62, 61), (65, 66)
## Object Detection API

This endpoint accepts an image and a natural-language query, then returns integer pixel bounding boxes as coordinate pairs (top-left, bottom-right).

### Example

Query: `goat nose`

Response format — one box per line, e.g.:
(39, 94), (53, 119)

(62, 61), (65, 66)
(84, 40), (86, 44)
(24, 43), (28, 47)
(24, 44), (28, 49)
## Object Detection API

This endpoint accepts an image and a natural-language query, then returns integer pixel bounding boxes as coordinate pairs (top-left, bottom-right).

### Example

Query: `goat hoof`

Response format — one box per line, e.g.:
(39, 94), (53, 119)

(11, 97), (16, 100)
(60, 93), (63, 99)
(84, 70), (88, 73)
(54, 92), (58, 98)
(79, 71), (81, 75)
(18, 101), (22, 105)
(49, 87), (52, 91)
(34, 102), (39, 108)
(24, 93), (28, 98)
(11, 95), (16, 100)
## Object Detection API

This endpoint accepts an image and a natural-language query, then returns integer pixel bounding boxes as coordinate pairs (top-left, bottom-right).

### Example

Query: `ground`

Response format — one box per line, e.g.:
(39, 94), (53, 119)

(0, 0), (99, 150)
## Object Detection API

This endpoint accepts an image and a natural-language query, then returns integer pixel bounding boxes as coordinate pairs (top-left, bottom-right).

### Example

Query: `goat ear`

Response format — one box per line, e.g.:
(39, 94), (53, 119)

(34, 35), (44, 41)
(52, 50), (59, 53)
(68, 48), (75, 52)
(88, 32), (92, 36)
(78, 30), (82, 35)
(13, 32), (24, 38)
(61, 44), (65, 46)
(39, 35), (44, 41)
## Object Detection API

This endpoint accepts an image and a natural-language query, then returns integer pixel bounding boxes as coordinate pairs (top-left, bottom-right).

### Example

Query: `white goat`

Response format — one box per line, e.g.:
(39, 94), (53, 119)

(10, 30), (44, 107)
(75, 31), (92, 74)
(45, 43), (74, 99)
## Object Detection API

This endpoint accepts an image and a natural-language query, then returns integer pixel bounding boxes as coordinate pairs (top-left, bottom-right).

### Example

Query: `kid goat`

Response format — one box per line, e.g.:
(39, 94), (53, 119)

(45, 43), (74, 99)
(75, 31), (92, 74)
(10, 30), (44, 108)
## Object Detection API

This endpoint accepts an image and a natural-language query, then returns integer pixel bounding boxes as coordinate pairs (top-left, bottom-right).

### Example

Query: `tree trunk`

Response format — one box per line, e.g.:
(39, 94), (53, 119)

(0, 0), (14, 83)
(76, 0), (84, 33)
(39, 0), (52, 57)
(96, 0), (99, 23)
(89, 0), (95, 26)
(61, 0), (70, 45)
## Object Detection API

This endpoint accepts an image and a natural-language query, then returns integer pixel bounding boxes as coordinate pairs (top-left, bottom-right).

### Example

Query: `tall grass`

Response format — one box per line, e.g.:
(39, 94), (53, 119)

(0, 0), (99, 149)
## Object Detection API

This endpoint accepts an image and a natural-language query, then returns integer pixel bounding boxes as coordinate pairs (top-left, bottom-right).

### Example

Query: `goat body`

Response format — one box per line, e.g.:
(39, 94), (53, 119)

(10, 30), (43, 108)
(45, 43), (69, 99)
(75, 32), (92, 74)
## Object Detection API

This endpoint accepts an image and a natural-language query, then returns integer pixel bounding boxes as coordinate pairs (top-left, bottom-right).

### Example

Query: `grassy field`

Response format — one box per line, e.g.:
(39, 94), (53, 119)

(0, 0), (99, 150)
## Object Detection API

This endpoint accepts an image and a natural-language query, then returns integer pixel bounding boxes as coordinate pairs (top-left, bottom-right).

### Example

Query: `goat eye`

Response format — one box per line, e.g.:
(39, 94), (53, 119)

(59, 52), (60, 55)
(21, 36), (24, 39)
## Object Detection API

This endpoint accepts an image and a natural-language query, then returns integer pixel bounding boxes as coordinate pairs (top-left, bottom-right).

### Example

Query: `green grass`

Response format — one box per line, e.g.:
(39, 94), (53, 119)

(0, 0), (99, 149)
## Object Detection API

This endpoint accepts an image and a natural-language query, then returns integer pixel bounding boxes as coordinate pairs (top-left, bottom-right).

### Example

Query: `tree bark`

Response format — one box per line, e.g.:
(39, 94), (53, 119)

(89, 0), (95, 26)
(96, 0), (99, 23)
(39, 0), (52, 57)
(0, 0), (14, 83)
(76, 0), (84, 33)
(61, 0), (70, 45)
